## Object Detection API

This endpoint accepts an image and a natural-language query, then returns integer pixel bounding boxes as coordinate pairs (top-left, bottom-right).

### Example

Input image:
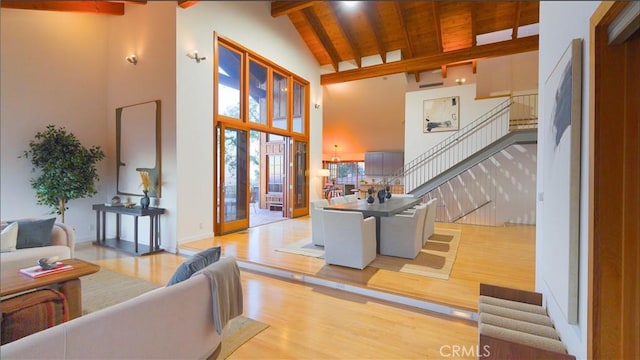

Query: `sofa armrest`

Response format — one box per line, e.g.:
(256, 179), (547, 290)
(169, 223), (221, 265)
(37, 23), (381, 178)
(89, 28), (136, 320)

(51, 223), (75, 258)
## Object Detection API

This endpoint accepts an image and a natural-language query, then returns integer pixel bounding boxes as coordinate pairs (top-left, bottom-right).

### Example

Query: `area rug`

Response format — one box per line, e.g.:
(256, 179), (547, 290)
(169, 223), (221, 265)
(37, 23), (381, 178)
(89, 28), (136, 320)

(368, 228), (462, 280)
(275, 237), (325, 258)
(81, 269), (268, 359)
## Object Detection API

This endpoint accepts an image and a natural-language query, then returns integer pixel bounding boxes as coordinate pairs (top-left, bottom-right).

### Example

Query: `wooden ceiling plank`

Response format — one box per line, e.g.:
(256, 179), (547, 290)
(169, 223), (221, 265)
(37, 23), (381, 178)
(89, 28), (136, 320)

(178, 1), (199, 9)
(329, 2), (361, 68)
(271, 1), (315, 17)
(361, 3), (387, 63)
(432, 1), (443, 53)
(301, 7), (340, 72)
(471, 2), (477, 46)
(394, 2), (414, 58)
(321, 35), (539, 85)
(1, 1), (124, 15)
(512, 2), (522, 39)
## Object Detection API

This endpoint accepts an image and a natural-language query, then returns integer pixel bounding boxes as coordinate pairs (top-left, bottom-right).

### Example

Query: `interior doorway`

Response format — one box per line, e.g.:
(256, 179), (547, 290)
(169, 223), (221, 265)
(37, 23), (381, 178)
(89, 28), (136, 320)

(249, 130), (287, 228)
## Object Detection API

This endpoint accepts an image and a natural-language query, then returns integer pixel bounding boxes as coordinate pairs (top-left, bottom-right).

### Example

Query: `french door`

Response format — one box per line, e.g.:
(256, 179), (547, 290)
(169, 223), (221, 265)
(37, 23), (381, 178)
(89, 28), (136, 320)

(214, 125), (249, 234)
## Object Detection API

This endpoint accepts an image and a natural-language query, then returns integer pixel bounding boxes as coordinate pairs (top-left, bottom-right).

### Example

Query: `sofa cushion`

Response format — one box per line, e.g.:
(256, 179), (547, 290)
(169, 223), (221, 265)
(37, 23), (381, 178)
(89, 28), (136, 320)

(15, 218), (56, 249)
(1, 222), (19, 252)
(167, 246), (222, 286)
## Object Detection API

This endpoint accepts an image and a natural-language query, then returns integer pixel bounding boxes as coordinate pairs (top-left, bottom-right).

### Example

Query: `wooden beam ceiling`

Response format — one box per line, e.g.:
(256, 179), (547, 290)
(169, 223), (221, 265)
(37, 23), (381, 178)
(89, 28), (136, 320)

(329, 2), (362, 68)
(271, 1), (314, 17)
(301, 7), (340, 72)
(1, 1), (125, 15)
(321, 35), (538, 85)
(177, 1), (199, 9)
(361, 4), (387, 64)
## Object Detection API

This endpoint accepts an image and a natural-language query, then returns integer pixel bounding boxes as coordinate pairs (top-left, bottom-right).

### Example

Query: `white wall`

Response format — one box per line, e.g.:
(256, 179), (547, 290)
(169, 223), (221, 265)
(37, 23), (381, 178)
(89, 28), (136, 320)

(476, 51), (539, 97)
(0, 9), (109, 240)
(537, 2), (600, 359)
(105, 2), (177, 250)
(175, 1), (322, 244)
(404, 84), (505, 164)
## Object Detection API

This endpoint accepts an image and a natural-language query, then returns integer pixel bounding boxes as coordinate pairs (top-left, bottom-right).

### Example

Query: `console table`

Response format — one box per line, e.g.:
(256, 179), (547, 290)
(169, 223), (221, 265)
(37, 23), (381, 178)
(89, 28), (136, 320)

(92, 204), (165, 256)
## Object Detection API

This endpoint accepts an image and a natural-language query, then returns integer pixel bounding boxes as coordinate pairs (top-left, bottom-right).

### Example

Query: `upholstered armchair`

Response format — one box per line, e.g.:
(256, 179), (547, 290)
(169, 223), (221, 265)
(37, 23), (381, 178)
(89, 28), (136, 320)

(310, 200), (329, 246)
(380, 204), (427, 259)
(322, 210), (377, 269)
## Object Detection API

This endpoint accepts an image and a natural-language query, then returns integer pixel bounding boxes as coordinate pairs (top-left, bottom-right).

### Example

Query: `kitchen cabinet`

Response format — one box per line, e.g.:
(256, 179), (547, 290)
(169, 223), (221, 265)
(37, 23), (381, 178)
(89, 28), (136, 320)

(365, 152), (404, 176)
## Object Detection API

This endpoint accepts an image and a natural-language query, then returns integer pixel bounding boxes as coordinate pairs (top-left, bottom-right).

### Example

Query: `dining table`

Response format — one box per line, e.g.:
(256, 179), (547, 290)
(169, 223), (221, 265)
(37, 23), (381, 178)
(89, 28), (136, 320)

(324, 197), (421, 252)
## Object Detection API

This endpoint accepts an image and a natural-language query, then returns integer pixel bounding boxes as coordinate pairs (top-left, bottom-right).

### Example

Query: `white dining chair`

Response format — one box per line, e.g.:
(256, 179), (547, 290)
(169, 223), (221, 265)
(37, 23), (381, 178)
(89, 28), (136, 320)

(380, 204), (427, 259)
(423, 198), (438, 245)
(330, 196), (347, 205)
(322, 210), (377, 269)
(310, 199), (329, 246)
(344, 194), (358, 203)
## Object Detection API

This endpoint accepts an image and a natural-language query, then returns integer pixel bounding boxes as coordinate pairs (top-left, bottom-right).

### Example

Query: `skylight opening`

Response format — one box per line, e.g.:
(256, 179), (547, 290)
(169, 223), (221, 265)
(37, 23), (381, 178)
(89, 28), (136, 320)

(517, 23), (539, 38)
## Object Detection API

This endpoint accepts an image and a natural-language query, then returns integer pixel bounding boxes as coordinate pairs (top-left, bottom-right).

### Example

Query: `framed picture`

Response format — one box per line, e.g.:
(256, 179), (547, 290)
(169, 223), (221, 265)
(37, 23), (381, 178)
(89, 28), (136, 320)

(541, 38), (582, 324)
(423, 96), (460, 133)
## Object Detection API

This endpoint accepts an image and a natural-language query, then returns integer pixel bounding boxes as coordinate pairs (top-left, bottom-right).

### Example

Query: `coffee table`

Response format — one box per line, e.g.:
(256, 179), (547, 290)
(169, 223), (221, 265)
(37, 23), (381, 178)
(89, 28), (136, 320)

(1, 259), (100, 319)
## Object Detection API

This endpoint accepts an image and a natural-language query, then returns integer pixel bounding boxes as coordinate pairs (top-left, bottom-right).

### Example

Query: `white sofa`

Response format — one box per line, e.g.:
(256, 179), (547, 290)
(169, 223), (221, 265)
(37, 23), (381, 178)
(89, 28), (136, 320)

(1, 220), (75, 269)
(0, 257), (243, 359)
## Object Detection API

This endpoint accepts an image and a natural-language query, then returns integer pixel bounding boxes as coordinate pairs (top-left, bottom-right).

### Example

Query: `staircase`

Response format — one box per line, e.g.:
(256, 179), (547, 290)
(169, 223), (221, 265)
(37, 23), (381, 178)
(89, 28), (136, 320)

(394, 94), (539, 226)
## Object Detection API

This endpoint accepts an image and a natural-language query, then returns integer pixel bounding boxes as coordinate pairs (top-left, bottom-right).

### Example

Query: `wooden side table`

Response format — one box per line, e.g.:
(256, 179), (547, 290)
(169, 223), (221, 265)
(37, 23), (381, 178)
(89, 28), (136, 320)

(92, 204), (165, 256)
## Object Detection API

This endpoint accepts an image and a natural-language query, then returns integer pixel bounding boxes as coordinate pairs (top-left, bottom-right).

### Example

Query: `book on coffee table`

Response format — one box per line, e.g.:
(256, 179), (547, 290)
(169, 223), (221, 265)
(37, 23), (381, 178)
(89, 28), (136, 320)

(19, 263), (73, 278)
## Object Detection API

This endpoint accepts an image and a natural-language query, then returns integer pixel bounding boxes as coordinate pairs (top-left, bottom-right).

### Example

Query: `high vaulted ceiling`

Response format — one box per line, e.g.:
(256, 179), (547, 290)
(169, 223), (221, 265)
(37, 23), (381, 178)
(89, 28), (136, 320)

(271, 1), (540, 85)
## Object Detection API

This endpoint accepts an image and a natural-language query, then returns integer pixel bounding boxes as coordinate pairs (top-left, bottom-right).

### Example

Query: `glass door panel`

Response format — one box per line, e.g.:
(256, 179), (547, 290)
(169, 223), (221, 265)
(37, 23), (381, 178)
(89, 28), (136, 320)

(292, 81), (306, 134)
(215, 125), (249, 234)
(291, 140), (309, 217)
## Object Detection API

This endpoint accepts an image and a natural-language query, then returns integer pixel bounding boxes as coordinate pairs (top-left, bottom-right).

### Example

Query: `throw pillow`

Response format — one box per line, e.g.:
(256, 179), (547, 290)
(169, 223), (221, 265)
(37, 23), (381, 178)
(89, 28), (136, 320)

(167, 246), (222, 286)
(15, 218), (56, 249)
(1, 222), (19, 253)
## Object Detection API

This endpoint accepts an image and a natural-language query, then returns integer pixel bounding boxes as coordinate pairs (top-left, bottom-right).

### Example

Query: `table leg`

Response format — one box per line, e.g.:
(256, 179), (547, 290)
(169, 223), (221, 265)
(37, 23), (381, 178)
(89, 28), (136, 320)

(101, 211), (106, 243)
(134, 216), (139, 253)
(116, 214), (121, 240)
(59, 278), (82, 320)
(95, 210), (100, 243)
(149, 215), (154, 251)
(375, 216), (381, 253)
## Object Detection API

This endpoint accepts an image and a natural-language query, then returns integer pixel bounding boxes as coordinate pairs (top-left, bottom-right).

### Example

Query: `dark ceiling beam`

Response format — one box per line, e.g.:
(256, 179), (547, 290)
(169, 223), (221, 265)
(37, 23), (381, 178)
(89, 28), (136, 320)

(301, 7), (340, 72)
(1, 1), (124, 15)
(177, 1), (198, 9)
(361, 3), (387, 63)
(329, 2), (361, 68)
(271, 1), (315, 17)
(441, 65), (447, 78)
(432, 1), (443, 53)
(321, 35), (539, 85)
(512, 2), (522, 39)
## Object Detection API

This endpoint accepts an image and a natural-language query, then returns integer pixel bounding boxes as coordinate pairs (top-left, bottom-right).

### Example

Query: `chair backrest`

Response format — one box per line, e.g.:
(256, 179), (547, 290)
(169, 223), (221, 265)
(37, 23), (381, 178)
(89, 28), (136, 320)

(331, 197), (347, 205)
(423, 198), (438, 244)
(344, 194), (358, 203)
(322, 210), (365, 238)
(310, 199), (329, 210)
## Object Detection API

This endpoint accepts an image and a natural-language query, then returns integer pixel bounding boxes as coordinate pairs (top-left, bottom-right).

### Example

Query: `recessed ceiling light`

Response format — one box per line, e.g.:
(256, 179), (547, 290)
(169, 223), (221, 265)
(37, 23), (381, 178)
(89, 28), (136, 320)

(343, 1), (359, 8)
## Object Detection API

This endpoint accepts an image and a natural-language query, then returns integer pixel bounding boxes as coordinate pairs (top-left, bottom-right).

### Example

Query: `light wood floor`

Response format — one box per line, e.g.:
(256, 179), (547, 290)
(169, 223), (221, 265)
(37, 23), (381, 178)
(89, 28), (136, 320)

(75, 218), (534, 359)
(180, 218), (536, 312)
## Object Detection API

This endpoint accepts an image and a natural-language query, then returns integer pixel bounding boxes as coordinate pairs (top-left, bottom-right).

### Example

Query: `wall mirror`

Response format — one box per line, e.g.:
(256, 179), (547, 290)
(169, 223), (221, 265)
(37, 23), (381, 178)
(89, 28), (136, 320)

(116, 100), (161, 197)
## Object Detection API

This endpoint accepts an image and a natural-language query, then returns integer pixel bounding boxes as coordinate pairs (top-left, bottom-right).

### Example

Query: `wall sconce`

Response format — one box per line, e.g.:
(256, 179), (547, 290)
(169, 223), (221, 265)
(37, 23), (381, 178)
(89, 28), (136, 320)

(317, 169), (330, 177)
(186, 50), (206, 63)
(125, 54), (138, 65)
(314, 103), (321, 109)
(455, 78), (466, 85)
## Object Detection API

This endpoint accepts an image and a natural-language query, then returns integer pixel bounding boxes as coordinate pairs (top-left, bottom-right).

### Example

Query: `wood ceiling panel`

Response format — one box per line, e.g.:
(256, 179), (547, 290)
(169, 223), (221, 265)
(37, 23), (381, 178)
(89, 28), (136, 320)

(401, 2), (441, 57)
(373, 2), (406, 54)
(313, 2), (354, 62)
(439, 2), (473, 52)
(518, 2), (540, 26)
(287, 11), (333, 67)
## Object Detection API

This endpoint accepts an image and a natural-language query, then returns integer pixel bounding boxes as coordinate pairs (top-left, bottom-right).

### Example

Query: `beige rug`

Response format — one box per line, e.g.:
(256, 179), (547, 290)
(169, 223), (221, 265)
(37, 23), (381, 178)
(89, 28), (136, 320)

(81, 269), (268, 359)
(275, 237), (325, 258)
(368, 228), (462, 280)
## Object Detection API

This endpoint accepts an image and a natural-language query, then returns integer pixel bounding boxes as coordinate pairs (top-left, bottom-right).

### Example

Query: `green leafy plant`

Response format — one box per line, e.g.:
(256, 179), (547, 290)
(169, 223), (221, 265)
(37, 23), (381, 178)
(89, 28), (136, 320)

(22, 125), (105, 222)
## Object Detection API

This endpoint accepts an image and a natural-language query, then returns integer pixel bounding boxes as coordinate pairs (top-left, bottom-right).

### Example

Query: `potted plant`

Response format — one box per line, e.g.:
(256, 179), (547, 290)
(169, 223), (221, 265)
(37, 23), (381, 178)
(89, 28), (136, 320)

(22, 125), (105, 222)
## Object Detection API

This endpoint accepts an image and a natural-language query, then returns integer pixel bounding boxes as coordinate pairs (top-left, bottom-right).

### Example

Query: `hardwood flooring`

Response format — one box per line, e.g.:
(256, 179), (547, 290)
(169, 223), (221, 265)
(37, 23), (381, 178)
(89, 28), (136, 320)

(75, 218), (534, 359)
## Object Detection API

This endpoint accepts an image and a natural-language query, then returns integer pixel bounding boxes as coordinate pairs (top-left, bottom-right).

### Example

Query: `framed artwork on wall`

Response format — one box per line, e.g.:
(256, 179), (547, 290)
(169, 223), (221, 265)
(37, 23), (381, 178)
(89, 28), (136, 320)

(422, 96), (460, 133)
(541, 38), (582, 325)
